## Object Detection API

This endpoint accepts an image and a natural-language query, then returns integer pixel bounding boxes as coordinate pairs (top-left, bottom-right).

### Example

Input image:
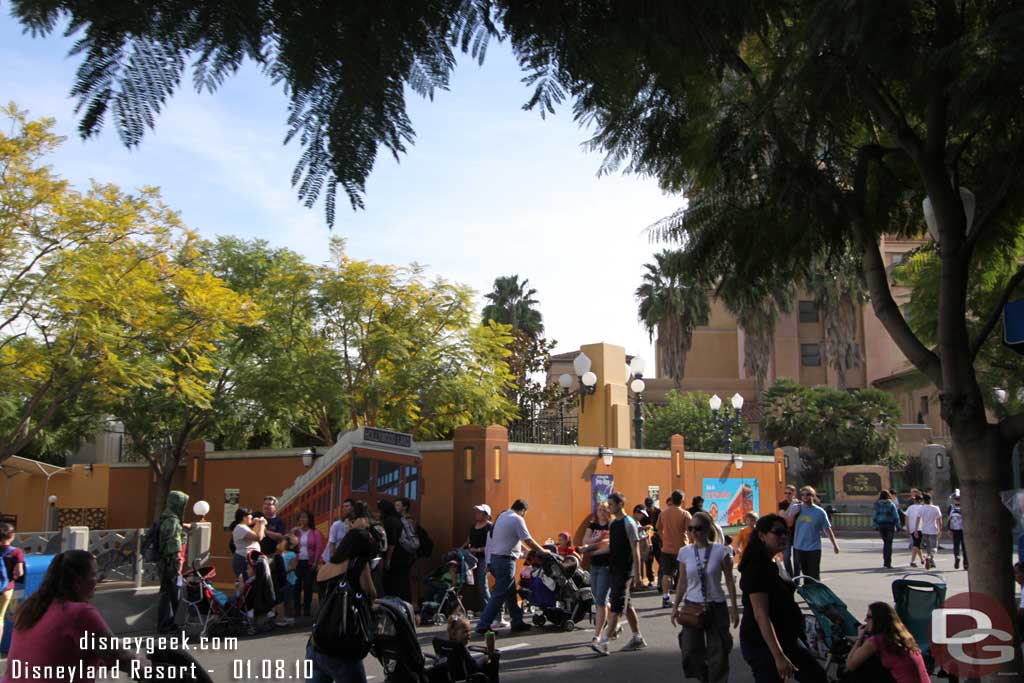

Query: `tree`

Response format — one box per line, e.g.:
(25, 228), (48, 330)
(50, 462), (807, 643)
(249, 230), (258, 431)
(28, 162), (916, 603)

(481, 275), (544, 339)
(635, 250), (710, 384)
(645, 390), (752, 453)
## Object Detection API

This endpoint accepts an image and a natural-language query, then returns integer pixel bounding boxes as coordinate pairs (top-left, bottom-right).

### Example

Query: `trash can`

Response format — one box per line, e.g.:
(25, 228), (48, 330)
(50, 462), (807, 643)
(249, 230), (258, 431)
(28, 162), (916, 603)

(1, 554), (57, 654)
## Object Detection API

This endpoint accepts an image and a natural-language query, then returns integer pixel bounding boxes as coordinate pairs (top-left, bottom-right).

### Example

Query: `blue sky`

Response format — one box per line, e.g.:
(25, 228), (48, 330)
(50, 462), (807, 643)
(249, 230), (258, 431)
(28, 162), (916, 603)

(1, 14), (684, 375)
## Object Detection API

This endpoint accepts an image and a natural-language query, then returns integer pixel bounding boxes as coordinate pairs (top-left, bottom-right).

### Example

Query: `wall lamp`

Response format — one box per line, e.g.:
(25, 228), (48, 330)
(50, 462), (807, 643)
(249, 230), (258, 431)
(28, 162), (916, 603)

(302, 446), (318, 468)
(599, 446), (614, 467)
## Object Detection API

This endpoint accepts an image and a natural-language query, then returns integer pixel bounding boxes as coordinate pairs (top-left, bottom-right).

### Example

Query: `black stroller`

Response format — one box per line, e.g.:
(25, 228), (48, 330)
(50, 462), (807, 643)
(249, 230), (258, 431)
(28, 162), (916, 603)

(371, 597), (447, 683)
(519, 548), (593, 631)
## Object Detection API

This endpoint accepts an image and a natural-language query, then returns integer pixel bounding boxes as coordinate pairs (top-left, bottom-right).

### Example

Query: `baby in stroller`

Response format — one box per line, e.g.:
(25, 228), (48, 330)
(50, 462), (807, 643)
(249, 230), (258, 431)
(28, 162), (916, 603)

(420, 550), (476, 625)
(519, 545), (592, 631)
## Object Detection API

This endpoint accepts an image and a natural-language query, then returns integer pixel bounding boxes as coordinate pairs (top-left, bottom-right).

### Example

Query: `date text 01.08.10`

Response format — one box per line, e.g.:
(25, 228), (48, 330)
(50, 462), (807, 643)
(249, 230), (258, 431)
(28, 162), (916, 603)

(232, 659), (313, 680)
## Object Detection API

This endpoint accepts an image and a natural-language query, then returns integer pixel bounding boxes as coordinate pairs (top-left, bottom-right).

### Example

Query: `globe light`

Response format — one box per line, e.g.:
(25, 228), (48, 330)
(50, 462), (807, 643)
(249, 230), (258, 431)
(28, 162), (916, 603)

(735, 455), (744, 470)
(629, 356), (646, 376)
(630, 378), (646, 394)
(709, 394), (723, 411)
(573, 353), (592, 377)
(47, 495), (57, 505)
(994, 388), (1008, 404)
(581, 371), (597, 388)
(731, 393), (745, 411)
(558, 373), (573, 389)
(193, 500), (210, 517)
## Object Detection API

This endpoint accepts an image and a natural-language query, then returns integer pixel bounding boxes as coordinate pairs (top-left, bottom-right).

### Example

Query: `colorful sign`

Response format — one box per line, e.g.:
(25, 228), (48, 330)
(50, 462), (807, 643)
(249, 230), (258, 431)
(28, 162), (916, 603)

(647, 485), (661, 509)
(702, 478), (759, 526)
(592, 474), (614, 513)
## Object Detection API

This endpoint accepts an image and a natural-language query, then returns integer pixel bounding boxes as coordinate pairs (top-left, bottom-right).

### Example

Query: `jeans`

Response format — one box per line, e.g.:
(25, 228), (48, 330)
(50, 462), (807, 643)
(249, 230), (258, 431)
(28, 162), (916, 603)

(740, 636), (827, 683)
(295, 559), (315, 615)
(951, 530), (966, 562)
(877, 524), (895, 567)
(590, 565), (611, 606)
(306, 643), (366, 683)
(794, 549), (821, 580)
(782, 539), (795, 578)
(476, 556), (523, 631)
(679, 601), (732, 683)
(232, 553), (248, 580)
(474, 560), (491, 608)
(383, 561), (412, 602)
(157, 556), (180, 633)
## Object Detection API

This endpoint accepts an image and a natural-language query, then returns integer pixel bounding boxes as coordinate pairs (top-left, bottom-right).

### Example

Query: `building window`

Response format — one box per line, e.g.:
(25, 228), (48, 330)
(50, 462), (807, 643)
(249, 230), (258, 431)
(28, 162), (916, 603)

(890, 252), (905, 266)
(799, 300), (819, 323)
(376, 460), (402, 496)
(352, 456), (371, 492)
(801, 343), (822, 366)
(404, 466), (419, 501)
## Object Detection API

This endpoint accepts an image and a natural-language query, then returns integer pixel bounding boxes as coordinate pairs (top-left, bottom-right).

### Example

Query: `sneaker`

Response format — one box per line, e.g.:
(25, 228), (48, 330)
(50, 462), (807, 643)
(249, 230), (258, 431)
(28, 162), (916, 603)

(590, 640), (610, 656)
(661, 596), (672, 609)
(510, 622), (532, 633)
(910, 562), (918, 567)
(496, 619), (511, 629)
(275, 617), (294, 627)
(954, 557), (960, 569)
(609, 622), (624, 640)
(622, 634), (648, 651)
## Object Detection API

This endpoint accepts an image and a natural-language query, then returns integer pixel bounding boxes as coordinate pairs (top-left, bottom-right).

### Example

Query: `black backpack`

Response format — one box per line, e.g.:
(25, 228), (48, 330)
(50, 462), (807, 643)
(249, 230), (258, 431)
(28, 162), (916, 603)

(312, 559), (373, 659)
(415, 525), (434, 559)
(140, 521), (162, 563)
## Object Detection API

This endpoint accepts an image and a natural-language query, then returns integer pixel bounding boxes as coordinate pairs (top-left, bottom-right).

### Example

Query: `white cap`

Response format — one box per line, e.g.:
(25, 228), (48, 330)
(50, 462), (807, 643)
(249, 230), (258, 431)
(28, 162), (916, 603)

(474, 504), (492, 516)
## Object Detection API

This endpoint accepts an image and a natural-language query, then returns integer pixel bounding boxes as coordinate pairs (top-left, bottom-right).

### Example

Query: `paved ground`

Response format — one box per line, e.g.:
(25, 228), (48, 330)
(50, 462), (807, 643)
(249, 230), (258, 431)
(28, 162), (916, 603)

(167, 533), (970, 682)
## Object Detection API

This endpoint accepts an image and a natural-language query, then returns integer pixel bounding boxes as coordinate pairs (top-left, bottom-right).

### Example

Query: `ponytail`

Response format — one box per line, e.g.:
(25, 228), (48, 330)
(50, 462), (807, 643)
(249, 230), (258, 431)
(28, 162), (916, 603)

(737, 514), (785, 574)
(16, 550), (95, 630)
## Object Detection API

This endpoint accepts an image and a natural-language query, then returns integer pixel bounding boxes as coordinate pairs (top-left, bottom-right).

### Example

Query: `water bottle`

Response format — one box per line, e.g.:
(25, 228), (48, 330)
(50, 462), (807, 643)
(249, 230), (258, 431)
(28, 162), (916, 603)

(485, 630), (496, 653)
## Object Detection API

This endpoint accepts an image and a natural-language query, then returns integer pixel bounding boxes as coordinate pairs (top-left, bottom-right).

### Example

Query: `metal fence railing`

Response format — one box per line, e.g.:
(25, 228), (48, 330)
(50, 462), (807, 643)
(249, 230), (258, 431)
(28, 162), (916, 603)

(508, 416), (579, 446)
(12, 528), (159, 587)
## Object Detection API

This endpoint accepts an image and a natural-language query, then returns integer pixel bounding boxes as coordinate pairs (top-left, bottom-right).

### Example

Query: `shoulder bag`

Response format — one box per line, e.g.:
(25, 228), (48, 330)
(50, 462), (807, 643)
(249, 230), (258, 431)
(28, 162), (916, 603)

(677, 544), (713, 628)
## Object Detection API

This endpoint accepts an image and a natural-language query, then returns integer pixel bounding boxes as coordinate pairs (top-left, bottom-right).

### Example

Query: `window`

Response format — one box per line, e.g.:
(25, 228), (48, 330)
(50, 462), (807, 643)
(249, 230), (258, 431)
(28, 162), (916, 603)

(890, 252), (905, 266)
(352, 456), (372, 492)
(851, 343), (861, 368)
(799, 300), (819, 323)
(801, 343), (822, 366)
(376, 460), (402, 496)
(404, 466), (419, 501)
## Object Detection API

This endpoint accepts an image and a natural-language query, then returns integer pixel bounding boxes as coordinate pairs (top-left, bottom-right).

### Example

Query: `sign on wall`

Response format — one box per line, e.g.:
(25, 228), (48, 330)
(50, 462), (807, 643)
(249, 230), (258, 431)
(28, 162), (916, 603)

(647, 485), (661, 508)
(592, 474), (614, 514)
(702, 478), (759, 527)
(223, 488), (240, 531)
(842, 472), (882, 497)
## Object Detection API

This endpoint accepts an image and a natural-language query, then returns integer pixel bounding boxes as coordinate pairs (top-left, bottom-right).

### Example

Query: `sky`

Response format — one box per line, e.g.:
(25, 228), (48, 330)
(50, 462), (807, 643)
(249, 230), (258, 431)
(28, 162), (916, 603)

(0, 14), (684, 376)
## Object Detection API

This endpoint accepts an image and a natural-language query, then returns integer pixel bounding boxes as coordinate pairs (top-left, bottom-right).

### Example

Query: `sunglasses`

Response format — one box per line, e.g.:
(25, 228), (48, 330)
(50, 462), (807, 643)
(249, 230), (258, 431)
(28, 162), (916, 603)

(768, 527), (787, 536)
(688, 526), (707, 532)
(801, 493), (814, 498)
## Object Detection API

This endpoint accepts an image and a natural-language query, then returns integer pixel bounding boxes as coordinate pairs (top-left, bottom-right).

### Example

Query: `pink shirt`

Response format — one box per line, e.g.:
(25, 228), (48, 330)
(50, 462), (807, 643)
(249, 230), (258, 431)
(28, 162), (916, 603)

(870, 636), (930, 683)
(2, 601), (112, 683)
(295, 529), (324, 564)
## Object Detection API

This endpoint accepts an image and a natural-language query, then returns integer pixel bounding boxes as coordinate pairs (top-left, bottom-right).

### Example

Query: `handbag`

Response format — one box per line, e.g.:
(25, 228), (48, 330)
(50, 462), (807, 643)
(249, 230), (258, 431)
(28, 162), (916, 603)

(677, 544), (713, 628)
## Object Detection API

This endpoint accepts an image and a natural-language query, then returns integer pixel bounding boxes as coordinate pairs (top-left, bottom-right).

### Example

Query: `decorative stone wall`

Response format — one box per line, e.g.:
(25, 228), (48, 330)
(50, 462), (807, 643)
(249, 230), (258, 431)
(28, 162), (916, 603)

(57, 507), (107, 530)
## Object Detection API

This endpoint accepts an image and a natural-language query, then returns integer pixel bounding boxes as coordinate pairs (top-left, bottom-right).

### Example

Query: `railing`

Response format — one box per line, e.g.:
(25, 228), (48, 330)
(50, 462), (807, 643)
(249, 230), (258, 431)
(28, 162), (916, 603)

(12, 531), (63, 556)
(12, 528), (159, 586)
(508, 416), (578, 446)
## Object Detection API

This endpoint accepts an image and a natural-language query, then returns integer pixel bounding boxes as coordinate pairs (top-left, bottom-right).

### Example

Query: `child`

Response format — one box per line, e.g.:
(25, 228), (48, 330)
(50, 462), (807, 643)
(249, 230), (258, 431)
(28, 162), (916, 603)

(447, 615), (500, 680)
(555, 532), (577, 558)
(275, 535), (298, 626)
(425, 558), (462, 604)
(733, 512), (758, 563)
(0, 523), (25, 648)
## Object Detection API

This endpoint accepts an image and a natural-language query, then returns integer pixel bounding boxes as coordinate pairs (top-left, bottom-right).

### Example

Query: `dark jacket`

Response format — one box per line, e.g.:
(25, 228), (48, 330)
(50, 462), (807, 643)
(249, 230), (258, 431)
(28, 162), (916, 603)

(159, 490), (189, 559)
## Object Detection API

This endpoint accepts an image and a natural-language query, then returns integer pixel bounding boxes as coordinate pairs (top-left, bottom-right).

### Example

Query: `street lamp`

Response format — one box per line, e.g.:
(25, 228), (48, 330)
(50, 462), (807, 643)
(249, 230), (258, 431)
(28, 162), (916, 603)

(599, 446), (614, 467)
(628, 356), (646, 449)
(46, 495), (57, 532)
(710, 393), (746, 468)
(559, 352), (598, 411)
(302, 446), (318, 468)
(193, 500), (210, 522)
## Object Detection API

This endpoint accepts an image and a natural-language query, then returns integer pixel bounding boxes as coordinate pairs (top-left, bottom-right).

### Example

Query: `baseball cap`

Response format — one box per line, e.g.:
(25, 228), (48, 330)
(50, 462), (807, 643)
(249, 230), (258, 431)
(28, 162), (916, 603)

(474, 504), (492, 516)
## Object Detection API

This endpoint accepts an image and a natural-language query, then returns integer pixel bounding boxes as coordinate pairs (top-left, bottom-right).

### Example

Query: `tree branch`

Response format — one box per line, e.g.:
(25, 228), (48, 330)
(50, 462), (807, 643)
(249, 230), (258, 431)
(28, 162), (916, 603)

(971, 264), (1024, 359)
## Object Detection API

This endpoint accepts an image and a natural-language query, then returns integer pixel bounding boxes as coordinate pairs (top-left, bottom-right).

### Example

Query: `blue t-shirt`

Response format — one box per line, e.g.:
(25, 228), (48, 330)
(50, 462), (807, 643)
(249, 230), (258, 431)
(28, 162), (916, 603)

(792, 504), (831, 551)
(281, 550), (297, 585)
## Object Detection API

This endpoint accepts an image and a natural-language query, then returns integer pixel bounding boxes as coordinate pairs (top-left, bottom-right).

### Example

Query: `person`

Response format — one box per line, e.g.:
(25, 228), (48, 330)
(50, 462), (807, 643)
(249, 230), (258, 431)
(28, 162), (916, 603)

(787, 487), (839, 580)
(463, 504), (505, 626)
(946, 495), (967, 570)
(260, 496), (287, 556)
(379, 499), (415, 602)
(632, 506), (654, 588)
(309, 528), (377, 683)
(689, 496), (705, 516)
(915, 494), (942, 570)
(580, 502), (614, 645)
(476, 499), (548, 635)
(591, 491), (647, 655)
(321, 499), (355, 565)
(845, 602), (929, 683)
(644, 497), (661, 586)
(1014, 562), (1024, 638)
(446, 615), (500, 681)
(555, 531), (581, 563)
(889, 489), (907, 530)
(232, 508), (265, 582)
(275, 535), (299, 626)
(292, 510), (324, 617)
(424, 558), (462, 604)
(904, 494), (924, 567)
(738, 514), (828, 683)
(872, 491), (901, 569)
(0, 523), (25, 647)
(671, 511), (739, 683)
(2, 550), (150, 683)
(732, 512), (758, 565)
(157, 489), (191, 634)
(657, 490), (692, 608)
(777, 485), (797, 577)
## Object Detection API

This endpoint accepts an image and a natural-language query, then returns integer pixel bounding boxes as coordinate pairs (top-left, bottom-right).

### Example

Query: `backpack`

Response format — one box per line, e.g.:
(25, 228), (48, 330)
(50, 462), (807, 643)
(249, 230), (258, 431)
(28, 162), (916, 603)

(311, 559), (373, 659)
(140, 521), (162, 563)
(369, 523), (388, 557)
(0, 546), (12, 586)
(415, 525), (433, 559)
(398, 517), (421, 554)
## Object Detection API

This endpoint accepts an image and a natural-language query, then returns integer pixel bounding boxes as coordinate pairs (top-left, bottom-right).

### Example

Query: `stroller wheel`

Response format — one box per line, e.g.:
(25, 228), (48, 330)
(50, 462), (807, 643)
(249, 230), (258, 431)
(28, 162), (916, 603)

(532, 614), (546, 627)
(562, 620), (576, 632)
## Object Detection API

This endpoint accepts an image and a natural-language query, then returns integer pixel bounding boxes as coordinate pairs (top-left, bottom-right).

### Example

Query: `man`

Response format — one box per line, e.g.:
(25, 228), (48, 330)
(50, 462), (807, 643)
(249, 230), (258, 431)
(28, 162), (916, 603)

(260, 496), (286, 556)
(656, 490), (691, 608)
(905, 494), (924, 567)
(157, 490), (190, 634)
(643, 497), (661, 588)
(777, 485), (797, 577)
(0, 523), (25, 647)
(475, 499), (548, 635)
(591, 492), (647, 655)
(947, 494), (967, 570)
(788, 487), (839, 580)
(322, 498), (355, 564)
(631, 505), (653, 587)
(916, 494), (943, 570)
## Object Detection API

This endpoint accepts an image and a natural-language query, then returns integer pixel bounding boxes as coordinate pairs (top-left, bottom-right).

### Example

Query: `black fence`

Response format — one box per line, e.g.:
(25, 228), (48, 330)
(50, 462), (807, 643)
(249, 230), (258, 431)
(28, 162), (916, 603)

(507, 416), (578, 446)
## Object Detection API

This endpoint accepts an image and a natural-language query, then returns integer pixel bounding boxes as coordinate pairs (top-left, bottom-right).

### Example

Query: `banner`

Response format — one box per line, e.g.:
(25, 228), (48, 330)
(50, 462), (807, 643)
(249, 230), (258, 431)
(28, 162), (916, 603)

(702, 478), (759, 526)
(592, 474), (614, 514)
(647, 485), (661, 508)
(223, 488), (240, 531)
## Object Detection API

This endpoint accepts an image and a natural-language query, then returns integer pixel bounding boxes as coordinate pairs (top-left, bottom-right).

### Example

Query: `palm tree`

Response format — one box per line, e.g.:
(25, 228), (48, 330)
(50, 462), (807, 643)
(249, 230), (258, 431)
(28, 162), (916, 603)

(482, 275), (544, 337)
(636, 250), (710, 383)
(806, 253), (865, 389)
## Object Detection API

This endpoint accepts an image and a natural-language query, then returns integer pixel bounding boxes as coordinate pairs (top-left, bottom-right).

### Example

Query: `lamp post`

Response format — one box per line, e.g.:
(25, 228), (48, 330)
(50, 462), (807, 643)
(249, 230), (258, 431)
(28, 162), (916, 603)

(628, 356), (646, 449)
(558, 352), (598, 412)
(710, 393), (746, 469)
(302, 446), (318, 468)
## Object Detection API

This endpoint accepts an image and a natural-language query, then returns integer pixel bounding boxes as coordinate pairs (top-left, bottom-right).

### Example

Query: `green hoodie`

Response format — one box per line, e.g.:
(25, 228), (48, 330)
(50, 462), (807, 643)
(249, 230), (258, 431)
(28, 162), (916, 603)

(158, 490), (189, 559)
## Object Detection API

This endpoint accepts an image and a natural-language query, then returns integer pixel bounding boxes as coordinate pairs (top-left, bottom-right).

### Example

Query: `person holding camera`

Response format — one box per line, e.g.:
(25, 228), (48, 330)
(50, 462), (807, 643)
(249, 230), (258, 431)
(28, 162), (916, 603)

(231, 508), (265, 582)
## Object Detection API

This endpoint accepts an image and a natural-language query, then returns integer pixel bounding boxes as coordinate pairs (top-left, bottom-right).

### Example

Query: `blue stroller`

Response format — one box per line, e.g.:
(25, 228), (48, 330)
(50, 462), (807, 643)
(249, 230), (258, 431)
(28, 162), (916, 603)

(793, 575), (860, 681)
(891, 572), (957, 681)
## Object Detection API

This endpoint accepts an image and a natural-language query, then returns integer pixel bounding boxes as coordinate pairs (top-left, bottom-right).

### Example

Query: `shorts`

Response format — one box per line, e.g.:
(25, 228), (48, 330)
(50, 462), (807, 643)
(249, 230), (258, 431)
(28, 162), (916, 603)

(659, 552), (678, 580)
(911, 532), (922, 548)
(0, 588), (12, 621)
(608, 570), (632, 614)
(921, 534), (938, 555)
(232, 553), (248, 577)
(590, 565), (611, 607)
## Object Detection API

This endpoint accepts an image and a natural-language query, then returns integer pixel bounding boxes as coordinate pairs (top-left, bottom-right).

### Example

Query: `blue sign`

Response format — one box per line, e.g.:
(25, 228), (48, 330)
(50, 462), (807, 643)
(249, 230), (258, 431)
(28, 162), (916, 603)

(702, 478), (759, 527)
(591, 474), (614, 514)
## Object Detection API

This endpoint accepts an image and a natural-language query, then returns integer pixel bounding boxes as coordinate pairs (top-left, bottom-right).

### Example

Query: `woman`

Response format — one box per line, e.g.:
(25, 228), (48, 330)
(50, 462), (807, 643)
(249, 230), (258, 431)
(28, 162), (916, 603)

(845, 602), (929, 683)
(292, 510), (325, 617)
(632, 505), (654, 587)
(671, 511), (739, 683)
(2, 550), (147, 683)
(310, 529), (377, 683)
(738, 514), (827, 683)
(378, 500), (413, 601)
(462, 504), (493, 610)
(733, 512), (758, 565)
(872, 491), (901, 569)
(579, 502), (613, 645)
(232, 508), (265, 582)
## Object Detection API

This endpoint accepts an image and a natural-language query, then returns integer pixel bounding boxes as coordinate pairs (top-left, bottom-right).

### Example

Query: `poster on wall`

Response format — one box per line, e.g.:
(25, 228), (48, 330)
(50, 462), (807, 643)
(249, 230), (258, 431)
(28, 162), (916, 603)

(647, 485), (661, 508)
(224, 488), (240, 531)
(592, 474), (614, 513)
(702, 478), (759, 527)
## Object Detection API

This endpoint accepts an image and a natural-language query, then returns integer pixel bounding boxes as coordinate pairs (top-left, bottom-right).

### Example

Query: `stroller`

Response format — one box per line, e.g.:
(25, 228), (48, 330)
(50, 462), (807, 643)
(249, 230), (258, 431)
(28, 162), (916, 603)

(370, 597), (446, 682)
(420, 550), (475, 626)
(518, 548), (593, 631)
(892, 572), (957, 681)
(793, 575), (860, 681)
(177, 555), (275, 638)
